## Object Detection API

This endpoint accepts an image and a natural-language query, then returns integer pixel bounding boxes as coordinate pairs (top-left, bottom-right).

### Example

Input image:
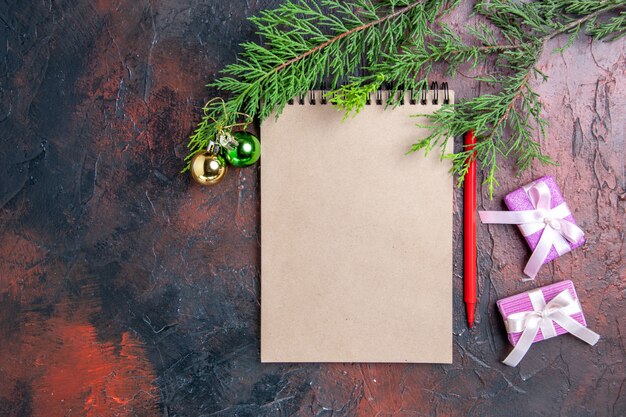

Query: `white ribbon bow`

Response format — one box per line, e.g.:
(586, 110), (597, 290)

(502, 289), (600, 367)
(479, 181), (584, 279)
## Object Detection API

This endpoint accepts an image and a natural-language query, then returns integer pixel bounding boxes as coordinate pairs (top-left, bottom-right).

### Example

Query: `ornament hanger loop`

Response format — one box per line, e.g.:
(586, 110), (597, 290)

(202, 97), (253, 137)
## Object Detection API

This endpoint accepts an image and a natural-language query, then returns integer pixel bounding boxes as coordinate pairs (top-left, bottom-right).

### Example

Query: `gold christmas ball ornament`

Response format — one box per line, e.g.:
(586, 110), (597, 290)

(190, 152), (227, 185)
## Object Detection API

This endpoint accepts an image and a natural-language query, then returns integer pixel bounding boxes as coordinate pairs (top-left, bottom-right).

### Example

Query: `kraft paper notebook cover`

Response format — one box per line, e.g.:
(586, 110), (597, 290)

(261, 89), (454, 363)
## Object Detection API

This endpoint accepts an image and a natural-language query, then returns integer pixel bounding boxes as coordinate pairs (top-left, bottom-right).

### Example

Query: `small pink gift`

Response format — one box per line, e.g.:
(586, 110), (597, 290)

(479, 176), (585, 279)
(496, 280), (599, 367)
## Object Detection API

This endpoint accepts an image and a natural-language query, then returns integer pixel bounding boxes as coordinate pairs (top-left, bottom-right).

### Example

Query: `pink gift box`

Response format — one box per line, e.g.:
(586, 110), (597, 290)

(504, 176), (585, 265)
(497, 280), (587, 346)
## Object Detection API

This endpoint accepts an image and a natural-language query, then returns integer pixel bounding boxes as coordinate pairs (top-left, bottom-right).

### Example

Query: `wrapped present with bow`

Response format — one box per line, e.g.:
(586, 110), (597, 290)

(479, 176), (585, 279)
(497, 280), (600, 367)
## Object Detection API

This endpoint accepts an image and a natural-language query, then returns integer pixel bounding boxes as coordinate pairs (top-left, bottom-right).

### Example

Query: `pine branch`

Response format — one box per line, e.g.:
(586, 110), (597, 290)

(487, 71), (533, 143)
(185, 0), (626, 196)
(396, 0), (626, 197)
(273, 1), (424, 73)
(587, 11), (626, 40)
(184, 0), (454, 170)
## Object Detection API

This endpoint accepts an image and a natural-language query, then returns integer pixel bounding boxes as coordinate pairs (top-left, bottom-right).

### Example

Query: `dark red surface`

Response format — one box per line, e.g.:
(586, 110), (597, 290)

(0, 1), (624, 416)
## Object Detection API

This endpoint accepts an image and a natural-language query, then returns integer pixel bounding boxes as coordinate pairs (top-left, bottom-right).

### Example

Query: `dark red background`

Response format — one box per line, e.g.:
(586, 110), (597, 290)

(1, 1), (624, 416)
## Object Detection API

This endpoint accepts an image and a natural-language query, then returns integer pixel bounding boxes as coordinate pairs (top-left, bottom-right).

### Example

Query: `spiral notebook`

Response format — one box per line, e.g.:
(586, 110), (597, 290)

(261, 87), (454, 363)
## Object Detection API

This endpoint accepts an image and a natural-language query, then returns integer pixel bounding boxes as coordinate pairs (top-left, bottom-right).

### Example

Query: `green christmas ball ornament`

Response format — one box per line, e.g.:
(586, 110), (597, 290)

(223, 131), (261, 167)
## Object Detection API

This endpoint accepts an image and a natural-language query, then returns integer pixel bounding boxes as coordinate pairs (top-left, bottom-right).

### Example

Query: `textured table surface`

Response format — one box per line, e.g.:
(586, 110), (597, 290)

(1, 1), (624, 416)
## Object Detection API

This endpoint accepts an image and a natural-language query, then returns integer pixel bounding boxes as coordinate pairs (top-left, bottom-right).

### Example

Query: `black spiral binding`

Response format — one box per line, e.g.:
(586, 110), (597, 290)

(287, 80), (449, 106)
(441, 82), (450, 104)
(375, 84), (385, 105)
(431, 81), (439, 105)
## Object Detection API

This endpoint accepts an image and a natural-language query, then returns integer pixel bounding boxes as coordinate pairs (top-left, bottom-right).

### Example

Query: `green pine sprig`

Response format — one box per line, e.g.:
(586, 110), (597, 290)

(185, 0), (454, 170)
(331, 0), (624, 196)
(186, 0), (625, 197)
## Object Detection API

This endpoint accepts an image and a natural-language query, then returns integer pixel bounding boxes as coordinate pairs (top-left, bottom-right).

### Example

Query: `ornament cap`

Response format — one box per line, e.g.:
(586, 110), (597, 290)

(206, 140), (220, 155)
(218, 132), (239, 151)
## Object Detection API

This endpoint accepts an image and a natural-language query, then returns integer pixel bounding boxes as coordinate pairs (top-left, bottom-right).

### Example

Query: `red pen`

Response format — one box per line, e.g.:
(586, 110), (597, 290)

(464, 131), (477, 328)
